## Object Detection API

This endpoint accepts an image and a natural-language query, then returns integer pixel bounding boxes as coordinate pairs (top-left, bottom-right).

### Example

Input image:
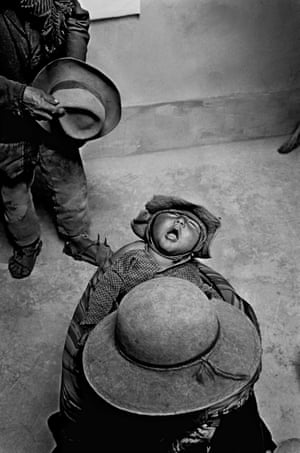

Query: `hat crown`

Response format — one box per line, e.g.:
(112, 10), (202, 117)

(116, 277), (219, 367)
(32, 57), (121, 143)
(52, 84), (106, 140)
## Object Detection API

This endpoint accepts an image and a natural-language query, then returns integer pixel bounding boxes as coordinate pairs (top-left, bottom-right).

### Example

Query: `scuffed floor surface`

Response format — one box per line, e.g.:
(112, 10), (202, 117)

(0, 136), (299, 452)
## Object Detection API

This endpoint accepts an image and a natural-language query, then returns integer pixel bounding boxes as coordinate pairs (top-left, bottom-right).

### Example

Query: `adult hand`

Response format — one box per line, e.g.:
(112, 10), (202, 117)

(195, 425), (217, 441)
(23, 86), (65, 121)
(172, 425), (217, 451)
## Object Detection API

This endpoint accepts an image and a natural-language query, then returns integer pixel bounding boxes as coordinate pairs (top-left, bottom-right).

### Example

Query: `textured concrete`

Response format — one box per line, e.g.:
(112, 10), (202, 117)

(0, 136), (299, 452)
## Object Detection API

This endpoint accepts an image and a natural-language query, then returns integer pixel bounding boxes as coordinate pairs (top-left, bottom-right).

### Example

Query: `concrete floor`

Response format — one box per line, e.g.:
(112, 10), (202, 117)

(0, 136), (299, 452)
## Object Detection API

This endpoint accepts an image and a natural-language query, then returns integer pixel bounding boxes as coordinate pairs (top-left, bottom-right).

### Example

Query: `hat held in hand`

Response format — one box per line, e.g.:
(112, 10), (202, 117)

(83, 277), (262, 418)
(32, 57), (121, 142)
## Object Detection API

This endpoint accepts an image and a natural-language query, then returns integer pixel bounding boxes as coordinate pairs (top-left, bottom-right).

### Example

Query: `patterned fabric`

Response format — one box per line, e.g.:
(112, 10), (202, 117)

(81, 248), (221, 326)
(194, 259), (260, 335)
(18, 0), (74, 55)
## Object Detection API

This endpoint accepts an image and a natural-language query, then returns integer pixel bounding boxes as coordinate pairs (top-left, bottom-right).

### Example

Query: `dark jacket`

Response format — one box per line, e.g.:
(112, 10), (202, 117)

(0, 0), (90, 178)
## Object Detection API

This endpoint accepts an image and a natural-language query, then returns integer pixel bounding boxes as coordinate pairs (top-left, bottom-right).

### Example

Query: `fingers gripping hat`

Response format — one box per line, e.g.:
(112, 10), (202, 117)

(131, 195), (221, 258)
(32, 57), (121, 142)
(83, 277), (262, 418)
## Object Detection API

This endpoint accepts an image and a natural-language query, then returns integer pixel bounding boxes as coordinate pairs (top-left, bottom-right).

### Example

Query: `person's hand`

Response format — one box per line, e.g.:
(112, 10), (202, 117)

(194, 424), (217, 441)
(172, 424), (217, 450)
(23, 86), (65, 121)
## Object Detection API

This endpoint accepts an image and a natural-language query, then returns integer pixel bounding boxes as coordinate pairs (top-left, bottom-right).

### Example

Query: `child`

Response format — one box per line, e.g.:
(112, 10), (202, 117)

(48, 194), (276, 452)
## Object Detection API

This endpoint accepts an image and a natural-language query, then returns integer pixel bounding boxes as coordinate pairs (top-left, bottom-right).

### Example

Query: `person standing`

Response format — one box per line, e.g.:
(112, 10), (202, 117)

(0, 0), (118, 278)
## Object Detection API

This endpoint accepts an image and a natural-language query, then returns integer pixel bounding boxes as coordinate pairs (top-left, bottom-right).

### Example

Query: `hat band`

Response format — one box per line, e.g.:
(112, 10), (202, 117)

(198, 367), (261, 422)
(116, 321), (250, 383)
(116, 322), (222, 371)
(195, 356), (250, 383)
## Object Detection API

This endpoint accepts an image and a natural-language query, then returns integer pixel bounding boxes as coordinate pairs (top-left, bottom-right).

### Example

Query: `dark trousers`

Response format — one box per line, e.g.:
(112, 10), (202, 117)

(1, 143), (90, 247)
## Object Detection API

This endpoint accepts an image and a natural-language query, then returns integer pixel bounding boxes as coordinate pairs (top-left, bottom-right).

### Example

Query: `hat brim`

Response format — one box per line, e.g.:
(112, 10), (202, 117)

(32, 57), (121, 140)
(83, 300), (261, 416)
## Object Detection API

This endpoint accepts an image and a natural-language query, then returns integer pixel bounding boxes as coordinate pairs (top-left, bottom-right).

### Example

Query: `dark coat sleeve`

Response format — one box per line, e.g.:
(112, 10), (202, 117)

(0, 75), (26, 114)
(62, 0), (90, 61)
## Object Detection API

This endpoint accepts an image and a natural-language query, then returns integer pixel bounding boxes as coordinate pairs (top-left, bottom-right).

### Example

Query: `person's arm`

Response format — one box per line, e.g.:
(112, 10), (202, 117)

(0, 75), (26, 113)
(63, 0), (90, 61)
(0, 75), (65, 120)
(80, 255), (130, 326)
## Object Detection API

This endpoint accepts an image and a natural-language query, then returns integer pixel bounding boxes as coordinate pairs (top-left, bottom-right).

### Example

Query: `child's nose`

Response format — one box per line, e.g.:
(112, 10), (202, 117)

(175, 217), (186, 226)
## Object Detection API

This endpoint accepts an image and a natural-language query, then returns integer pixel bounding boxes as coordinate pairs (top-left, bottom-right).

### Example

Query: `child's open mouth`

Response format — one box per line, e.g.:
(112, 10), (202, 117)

(165, 227), (180, 241)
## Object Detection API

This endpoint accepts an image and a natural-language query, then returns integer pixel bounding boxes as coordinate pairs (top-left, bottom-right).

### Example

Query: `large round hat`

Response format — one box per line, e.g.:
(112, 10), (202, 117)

(32, 57), (121, 142)
(83, 277), (262, 418)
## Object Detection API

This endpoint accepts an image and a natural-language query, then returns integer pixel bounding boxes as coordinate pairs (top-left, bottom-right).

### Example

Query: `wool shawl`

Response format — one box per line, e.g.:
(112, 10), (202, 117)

(18, 0), (74, 55)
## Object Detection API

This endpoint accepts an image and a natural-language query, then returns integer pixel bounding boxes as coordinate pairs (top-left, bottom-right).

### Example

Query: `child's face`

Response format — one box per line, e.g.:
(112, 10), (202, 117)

(151, 211), (201, 256)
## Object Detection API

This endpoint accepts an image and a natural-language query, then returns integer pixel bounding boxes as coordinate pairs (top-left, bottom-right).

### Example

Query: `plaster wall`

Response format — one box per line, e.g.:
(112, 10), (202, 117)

(84, 0), (300, 155)
(88, 0), (300, 106)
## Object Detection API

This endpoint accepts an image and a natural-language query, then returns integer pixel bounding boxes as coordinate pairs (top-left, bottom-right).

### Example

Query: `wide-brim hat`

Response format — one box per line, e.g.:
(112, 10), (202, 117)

(83, 277), (261, 418)
(32, 57), (121, 142)
(131, 195), (221, 258)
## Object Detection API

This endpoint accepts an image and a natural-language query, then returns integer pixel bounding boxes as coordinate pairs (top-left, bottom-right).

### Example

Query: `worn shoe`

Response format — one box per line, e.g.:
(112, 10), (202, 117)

(8, 238), (42, 279)
(63, 233), (113, 268)
(278, 124), (300, 154)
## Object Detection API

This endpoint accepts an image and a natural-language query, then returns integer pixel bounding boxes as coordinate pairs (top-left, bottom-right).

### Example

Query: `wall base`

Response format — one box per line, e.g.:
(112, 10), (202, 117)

(85, 88), (300, 158)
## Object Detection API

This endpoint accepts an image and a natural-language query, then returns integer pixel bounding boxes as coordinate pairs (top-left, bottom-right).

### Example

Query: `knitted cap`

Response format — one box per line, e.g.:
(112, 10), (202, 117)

(131, 195), (221, 258)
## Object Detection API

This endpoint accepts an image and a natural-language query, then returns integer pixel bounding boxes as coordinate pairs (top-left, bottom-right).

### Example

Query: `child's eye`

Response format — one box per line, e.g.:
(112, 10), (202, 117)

(169, 213), (200, 230)
(186, 219), (200, 229)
